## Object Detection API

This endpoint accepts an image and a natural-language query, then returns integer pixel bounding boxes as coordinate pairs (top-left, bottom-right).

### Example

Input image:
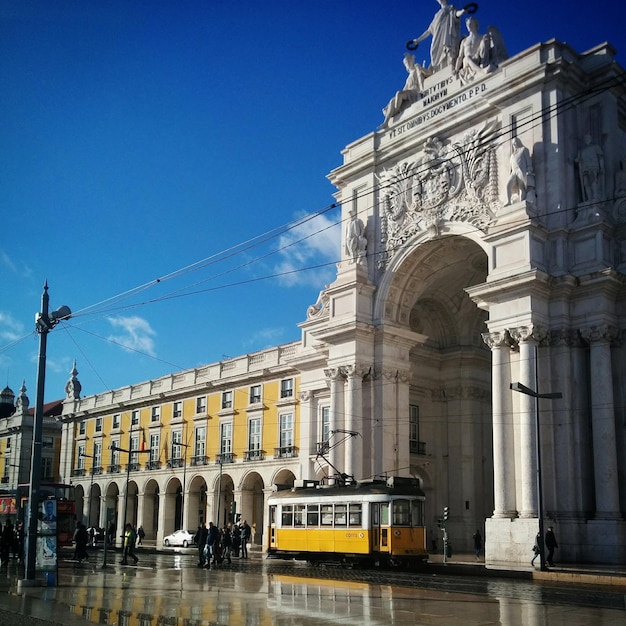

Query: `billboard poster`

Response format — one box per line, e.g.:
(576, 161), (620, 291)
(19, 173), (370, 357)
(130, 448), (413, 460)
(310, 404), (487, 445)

(36, 534), (57, 570)
(38, 499), (57, 533)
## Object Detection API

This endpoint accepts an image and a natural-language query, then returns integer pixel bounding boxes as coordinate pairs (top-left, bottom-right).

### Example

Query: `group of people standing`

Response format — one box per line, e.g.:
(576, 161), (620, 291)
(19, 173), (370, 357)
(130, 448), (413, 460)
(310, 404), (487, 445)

(194, 520), (251, 569)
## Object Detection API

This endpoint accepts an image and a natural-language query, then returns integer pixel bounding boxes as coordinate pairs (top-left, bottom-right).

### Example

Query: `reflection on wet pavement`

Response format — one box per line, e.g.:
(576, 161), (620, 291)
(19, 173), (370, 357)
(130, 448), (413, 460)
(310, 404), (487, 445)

(7, 552), (626, 625)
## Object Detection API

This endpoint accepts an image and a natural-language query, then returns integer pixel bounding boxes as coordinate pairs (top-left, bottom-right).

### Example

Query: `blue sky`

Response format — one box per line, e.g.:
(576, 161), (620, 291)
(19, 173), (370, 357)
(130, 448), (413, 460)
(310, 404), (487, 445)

(1, 0), (624, 402)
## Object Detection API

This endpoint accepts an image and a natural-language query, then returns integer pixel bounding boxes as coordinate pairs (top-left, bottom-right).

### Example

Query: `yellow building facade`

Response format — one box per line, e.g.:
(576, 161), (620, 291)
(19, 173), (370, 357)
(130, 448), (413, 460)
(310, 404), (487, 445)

(59, 342), (306, 547)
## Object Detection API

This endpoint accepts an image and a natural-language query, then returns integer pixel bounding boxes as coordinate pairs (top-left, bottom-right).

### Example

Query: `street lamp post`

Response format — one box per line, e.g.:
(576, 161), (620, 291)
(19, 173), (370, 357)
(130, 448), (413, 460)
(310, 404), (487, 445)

(171, 431), (189, 530)
(511, 347), (562, 572)
(23, 283), (71, 584)
(111, 443), (149, 545)
(79, 451), (96, 527)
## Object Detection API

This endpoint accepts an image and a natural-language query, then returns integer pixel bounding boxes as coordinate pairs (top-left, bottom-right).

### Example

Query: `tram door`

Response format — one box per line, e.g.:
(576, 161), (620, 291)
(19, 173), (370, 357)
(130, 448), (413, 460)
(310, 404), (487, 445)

(268, 505), (277, 549)
(370, 502), (390, 554)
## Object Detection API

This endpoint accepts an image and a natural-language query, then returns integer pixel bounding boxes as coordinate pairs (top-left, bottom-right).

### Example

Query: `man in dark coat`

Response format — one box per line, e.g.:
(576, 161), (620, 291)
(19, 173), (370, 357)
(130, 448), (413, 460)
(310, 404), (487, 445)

(194, 523), (208, 568)
(545, 526), (558, 566)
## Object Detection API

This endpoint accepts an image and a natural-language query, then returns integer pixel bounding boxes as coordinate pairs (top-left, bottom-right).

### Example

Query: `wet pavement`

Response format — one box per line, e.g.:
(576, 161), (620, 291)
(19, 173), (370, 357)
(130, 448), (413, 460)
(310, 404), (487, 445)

(0, 546), (624, 625)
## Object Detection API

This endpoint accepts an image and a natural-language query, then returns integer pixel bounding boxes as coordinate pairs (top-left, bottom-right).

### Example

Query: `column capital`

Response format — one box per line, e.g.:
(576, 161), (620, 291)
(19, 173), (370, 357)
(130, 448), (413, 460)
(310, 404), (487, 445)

(509, 324), (547, 345)
(580, 324), (620, 345)
(481, 330), (510, 350)
(324, 367), (346, 382)
(344, 364), (370, 380)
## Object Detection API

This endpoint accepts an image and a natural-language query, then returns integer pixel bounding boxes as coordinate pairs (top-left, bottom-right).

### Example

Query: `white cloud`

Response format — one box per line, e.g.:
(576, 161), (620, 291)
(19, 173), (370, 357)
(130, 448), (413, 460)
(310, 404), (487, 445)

(0, 250), (33, 279)
(273, 211), (341, 287)
(0, 310), (25, 343)
(107, 316), (156, 357)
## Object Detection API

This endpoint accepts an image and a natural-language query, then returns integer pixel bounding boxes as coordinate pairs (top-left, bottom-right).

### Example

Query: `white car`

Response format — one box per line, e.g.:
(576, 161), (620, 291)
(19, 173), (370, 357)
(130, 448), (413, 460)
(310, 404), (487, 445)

(163, 529), (196, 547)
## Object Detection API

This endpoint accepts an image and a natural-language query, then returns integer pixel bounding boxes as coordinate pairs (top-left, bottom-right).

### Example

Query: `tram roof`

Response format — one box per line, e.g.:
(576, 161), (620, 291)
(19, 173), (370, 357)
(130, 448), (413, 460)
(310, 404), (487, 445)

(268, 477), (425, 501)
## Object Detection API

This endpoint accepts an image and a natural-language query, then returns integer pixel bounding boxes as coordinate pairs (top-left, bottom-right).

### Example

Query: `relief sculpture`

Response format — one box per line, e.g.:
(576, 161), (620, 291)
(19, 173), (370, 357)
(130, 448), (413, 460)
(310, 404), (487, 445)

(378, 119), (500, 268)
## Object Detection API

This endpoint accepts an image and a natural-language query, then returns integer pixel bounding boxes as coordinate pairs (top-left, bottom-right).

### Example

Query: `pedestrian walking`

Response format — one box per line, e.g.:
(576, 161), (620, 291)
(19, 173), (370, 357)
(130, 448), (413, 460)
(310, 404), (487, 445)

(240, 520), (251, 558)
(221, 526), (232, 564)
(531, 531), (543, 567)
(232, 524), (241, 557)
(205, 521), (220, 568)
(122, 523), (138, 565)
(73, 522), (89, 562)
(473, 529), (482, 559)
(194, 523), (208, 568)
(0, 521), (14, 566)
(137, 526), (145, 545)
(545, 526), (558, 566)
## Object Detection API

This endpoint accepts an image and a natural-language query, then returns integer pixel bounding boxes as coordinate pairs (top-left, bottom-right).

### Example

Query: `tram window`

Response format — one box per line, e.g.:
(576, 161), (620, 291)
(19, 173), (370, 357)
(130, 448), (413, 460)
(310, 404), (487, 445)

(393, 499), (410, 525)
(411, 499), (424, 526)
(348, 504), (362, 527)
(294, 504), (305, 527)
(380, 502), (389, 525)
(321, 504), (333, 526)
(334, 504), (347, 527)
(307, 504), (319, 526)
(269, 506), (276, 525)
(282, 505), (293, 527)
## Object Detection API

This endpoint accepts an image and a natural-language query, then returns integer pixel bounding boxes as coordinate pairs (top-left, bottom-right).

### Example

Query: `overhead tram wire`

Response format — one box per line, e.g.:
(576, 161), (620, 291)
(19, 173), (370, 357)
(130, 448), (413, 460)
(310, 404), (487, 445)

(71, 202), (339, 322)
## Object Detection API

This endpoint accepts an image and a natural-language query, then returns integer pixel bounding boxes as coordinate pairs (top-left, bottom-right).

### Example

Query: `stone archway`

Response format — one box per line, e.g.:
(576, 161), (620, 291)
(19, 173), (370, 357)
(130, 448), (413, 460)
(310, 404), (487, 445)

(143, 479), (159, 540)
(239, 471), (265, 545)
(213, 472), (234, 529)
(104, 482), (120, 545)
(74, 484), (85, 526)
(87, 483), (101, 528)
(378, 234), (493, 551)
(164, 477), (182, 535)
(187, 475), (208, 528)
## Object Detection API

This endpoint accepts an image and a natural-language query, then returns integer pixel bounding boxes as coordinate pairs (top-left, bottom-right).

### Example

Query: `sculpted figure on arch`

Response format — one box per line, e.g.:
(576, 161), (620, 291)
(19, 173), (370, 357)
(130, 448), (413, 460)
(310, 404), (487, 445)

(455, 16), (508, 83)
(409, 0), (475, 72)
(382, 53), (431, 126)
(506, 137), (535, 205)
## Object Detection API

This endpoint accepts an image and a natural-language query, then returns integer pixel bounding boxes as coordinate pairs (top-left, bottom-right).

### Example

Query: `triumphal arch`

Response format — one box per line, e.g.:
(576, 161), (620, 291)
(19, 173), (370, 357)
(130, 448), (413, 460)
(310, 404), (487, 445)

(295, 5), (626, 566)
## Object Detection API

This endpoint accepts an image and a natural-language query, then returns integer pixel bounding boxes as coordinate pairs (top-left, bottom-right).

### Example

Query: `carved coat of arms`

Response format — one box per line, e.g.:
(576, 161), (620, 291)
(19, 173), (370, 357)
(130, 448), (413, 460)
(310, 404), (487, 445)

(378, 120), (501, 268)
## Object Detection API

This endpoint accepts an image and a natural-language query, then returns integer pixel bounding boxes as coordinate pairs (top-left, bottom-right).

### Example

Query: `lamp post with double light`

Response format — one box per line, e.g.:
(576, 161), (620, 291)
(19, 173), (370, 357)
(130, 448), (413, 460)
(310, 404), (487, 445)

(510, 356), (562, 572)
(111, 443), (149, 545)
(23, 283), (71, 585)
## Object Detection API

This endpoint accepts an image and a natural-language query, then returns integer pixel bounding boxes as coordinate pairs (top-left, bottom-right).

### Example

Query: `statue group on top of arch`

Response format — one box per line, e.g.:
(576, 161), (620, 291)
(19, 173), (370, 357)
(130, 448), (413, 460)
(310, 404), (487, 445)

(383, 1), (508, 125)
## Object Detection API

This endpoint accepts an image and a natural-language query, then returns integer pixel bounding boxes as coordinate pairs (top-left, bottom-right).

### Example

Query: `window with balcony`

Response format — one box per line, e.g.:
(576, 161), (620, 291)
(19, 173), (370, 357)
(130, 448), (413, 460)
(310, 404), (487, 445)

(149, 433), (160, 468)
(246, 418), (262, 461)
(151, 406), (161, 423)
(193, 426), (206, 465)
(219, 422), (233, 462)
(41, 456), (53, 481)
(276, 413), (295, 457)
(94, 441), (102, 473)
(78, 445), (85, 470)
(249, 384), (262, 404)
(109, 440), (120, 472)
(172, 401), (182, 419)
(409, 404), (426, 455)
(221, 390), (233, 410)
(317, 406), (330, 454)
(280, 378), (294, 399)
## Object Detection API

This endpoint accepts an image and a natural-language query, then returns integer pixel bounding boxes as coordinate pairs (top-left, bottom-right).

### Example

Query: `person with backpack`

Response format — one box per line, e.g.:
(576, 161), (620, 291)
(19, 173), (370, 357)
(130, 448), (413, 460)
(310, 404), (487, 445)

(122, 523), (138, 565)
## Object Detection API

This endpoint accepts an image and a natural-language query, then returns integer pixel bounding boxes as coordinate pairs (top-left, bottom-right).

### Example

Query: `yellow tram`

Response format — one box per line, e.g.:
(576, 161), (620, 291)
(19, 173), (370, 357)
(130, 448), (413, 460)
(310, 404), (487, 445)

(267, 476), (428, 567)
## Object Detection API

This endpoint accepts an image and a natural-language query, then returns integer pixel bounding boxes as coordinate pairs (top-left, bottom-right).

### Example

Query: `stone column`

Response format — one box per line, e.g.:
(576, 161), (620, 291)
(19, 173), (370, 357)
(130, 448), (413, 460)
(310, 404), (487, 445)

(298, 390), (313, 463)
(509, 326), (539, 518)
(325, 367), (345, 482)
(136, 493), (146, 531)
(344, 365), (367, 480)
(482, 331), (516, 517)
(580, 324), (621, 518)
